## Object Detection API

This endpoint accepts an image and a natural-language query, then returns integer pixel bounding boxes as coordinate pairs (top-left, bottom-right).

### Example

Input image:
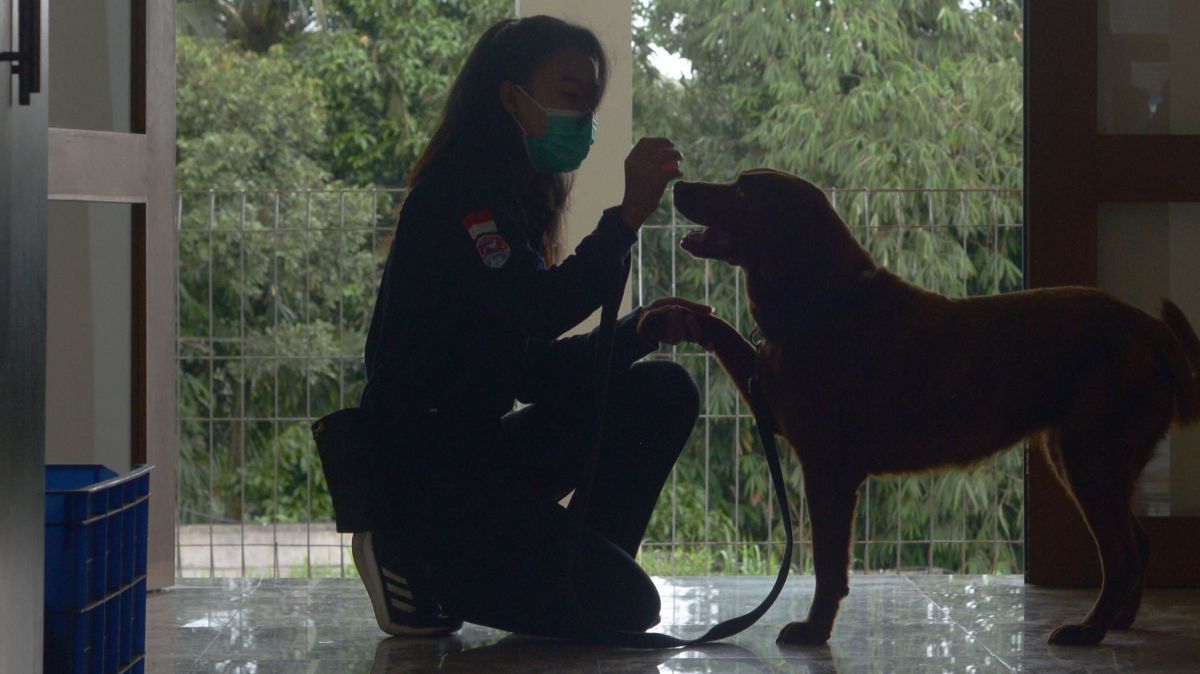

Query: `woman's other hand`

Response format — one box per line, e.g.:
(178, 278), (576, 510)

(636, 297), (714, 347)
(621, 137), (683, 232)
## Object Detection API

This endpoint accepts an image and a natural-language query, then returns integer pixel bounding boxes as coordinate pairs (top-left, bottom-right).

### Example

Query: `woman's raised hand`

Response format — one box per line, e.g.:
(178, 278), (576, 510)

(621, 137), (684, 232)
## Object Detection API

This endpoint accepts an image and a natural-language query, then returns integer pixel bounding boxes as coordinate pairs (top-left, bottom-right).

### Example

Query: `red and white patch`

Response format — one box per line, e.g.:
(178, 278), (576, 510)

(475, 233), (511, 269)
(462, 209), (498, 239)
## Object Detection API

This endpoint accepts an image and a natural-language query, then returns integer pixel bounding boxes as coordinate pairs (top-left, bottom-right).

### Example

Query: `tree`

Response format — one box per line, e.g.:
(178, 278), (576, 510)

(177, 0), (327, 53)
(294, 0), (510, 186)
(179, 0), (510, 187)
(636, 0), (1022, 190)
(176, 35), (331, 191)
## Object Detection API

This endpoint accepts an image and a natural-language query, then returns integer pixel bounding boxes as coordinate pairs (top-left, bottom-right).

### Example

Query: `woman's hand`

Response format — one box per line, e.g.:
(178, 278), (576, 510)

(637, 297), (714, 347)
(621, 137), (684, 232)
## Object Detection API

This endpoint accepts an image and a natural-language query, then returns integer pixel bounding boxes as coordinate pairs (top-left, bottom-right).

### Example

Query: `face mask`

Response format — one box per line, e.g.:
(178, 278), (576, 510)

(512, 85), (596, 173)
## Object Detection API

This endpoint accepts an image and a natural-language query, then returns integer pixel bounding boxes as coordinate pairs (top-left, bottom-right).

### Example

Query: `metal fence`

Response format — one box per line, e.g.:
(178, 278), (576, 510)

(175, 186), (1024, 578)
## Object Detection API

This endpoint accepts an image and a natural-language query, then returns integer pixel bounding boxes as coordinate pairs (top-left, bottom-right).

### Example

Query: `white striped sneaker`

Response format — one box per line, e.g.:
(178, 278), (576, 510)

(352, 531), (462, 637)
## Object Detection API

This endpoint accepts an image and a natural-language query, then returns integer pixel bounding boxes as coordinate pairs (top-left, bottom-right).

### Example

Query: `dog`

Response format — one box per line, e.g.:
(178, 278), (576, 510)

(636, 169), (1200, 646)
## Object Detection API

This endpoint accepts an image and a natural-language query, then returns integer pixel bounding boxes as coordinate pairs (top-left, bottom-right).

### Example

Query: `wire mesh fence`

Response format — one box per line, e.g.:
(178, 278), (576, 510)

(175, 186), (1024, 579)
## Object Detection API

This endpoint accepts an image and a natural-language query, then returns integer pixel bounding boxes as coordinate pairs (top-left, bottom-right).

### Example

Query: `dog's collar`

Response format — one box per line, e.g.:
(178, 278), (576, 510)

(748, 268), (881, 343)
(749, 324), (766, 349)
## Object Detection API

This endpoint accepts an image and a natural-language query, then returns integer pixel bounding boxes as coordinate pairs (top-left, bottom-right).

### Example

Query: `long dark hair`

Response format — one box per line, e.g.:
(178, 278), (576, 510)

(410, 16), (609, 264)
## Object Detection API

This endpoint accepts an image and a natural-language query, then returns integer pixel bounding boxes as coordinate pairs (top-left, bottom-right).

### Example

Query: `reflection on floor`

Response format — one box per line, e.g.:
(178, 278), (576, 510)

(148, 575), (1200, 673)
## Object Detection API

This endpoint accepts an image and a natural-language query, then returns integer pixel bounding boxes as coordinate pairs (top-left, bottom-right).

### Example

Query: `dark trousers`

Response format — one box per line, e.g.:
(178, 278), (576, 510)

(397, 359), (698, 639)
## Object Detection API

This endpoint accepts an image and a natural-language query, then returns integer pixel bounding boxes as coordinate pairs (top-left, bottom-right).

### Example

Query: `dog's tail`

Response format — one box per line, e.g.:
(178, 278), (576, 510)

(1161, 299), (1200, 424)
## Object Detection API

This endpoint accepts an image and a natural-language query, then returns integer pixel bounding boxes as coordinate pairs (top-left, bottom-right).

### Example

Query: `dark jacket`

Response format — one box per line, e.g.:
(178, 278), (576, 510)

(360, 160), (658, 427)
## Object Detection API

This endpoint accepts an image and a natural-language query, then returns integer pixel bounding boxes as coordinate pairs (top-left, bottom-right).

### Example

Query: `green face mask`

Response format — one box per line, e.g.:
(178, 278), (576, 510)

(513, 85), (596, 173)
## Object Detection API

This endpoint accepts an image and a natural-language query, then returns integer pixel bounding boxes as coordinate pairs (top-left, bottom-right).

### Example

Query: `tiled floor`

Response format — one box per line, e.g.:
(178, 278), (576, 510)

(147, 575), (1200, 672)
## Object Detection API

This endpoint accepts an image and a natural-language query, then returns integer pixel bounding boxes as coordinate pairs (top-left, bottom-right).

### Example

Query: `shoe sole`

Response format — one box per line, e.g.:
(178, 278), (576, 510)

(352, 532), (462, 637)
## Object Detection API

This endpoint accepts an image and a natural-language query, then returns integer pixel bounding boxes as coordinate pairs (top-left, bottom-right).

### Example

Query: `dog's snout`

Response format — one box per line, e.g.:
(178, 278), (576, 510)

(672, 180), (726, 210)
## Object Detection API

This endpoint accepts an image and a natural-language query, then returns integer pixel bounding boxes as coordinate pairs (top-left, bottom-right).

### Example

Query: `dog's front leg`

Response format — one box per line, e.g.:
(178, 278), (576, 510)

(638, 309), (757, 403)
(777, 464), (864, 646)
(694, 315), (757, 406)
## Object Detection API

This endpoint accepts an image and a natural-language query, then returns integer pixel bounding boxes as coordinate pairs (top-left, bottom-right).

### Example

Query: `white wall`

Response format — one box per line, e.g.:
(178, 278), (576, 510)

(46, 202), (133, 472)
(515, 0), (635, 334)
(1098, 202), (1200, 516)
(48, 0), (130, 133)
(44, 0), (134, 472)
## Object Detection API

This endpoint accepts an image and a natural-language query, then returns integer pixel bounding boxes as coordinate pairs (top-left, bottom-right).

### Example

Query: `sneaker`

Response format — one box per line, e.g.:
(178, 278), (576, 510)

(353, 531), (462, 637)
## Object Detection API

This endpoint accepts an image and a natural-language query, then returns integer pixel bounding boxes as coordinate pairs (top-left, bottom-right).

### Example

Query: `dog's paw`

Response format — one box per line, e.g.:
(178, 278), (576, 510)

(1047, 623), (1107, 646)
(636, 305), (713, 347)
(776, 621), (831, 646)
(635, 307), (672, 343)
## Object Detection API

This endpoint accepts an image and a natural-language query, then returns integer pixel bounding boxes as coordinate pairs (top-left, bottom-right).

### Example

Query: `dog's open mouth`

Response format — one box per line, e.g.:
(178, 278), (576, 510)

(680, 226), (739, 260)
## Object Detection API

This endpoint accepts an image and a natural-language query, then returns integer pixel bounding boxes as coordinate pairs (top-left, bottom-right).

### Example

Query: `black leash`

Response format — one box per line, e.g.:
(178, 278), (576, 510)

(564, 266), (793, 648)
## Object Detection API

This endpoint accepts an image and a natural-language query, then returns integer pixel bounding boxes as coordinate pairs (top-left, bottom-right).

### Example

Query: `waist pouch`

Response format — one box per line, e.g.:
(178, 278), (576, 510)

(311, 406), (502, 533)
(311, 408), (378, 533)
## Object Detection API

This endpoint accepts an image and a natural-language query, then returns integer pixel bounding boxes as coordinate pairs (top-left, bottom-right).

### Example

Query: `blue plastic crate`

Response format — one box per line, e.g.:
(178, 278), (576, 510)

(45, 465), (153, 674)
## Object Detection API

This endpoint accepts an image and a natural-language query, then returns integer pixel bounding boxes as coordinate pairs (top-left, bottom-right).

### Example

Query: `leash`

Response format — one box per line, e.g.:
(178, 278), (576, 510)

(564, 264), (793, 648)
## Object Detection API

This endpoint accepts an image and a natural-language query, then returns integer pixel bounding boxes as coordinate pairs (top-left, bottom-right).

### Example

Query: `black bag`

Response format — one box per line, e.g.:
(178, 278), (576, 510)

(311, 407), (377, 533)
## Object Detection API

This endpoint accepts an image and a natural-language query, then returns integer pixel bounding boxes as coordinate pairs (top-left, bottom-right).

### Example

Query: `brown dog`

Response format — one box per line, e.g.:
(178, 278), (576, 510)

(637, 169), (1200, 646)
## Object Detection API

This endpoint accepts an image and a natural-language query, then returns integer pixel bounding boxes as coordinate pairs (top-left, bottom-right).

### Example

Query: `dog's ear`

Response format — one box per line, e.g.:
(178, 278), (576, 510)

(754, 181), (873, 284)
(752, 181), (829, 277)
(752, 201), (808, 280)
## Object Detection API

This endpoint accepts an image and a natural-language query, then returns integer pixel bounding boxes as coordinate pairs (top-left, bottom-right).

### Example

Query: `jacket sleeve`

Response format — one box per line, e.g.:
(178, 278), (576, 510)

(515, 306), (661, 405)
(433, 193), (639, 341)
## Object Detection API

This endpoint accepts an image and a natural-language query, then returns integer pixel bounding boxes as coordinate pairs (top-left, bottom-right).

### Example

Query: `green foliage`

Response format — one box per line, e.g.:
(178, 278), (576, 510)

(177, 0), (326, 53)
(635, 0), (1022, 190)
(297, 0), (510, 186)
(176, 34), (331, 190)
(179, 0), (510, 187)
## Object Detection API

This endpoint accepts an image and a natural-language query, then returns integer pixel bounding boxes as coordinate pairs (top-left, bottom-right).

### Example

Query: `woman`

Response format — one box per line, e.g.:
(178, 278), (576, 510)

(356, 14), (711, 640)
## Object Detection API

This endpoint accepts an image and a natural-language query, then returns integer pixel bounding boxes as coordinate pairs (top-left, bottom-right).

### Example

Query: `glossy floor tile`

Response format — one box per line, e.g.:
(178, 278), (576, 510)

(147, 575), (1200, 673)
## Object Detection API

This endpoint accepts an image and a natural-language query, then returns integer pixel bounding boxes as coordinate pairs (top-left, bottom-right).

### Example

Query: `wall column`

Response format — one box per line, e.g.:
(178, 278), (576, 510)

(515, 0), (635, 331)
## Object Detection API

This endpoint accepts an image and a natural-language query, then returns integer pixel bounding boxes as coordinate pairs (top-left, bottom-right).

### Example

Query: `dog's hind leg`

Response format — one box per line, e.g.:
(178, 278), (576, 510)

(1110, 517), (1149, 630)
(1047, 435), (1144, 646)
(777, 464), (864, 646)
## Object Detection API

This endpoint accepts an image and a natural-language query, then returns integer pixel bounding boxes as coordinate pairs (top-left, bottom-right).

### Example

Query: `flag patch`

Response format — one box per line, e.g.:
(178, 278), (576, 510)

(475, 233), (511, 269)
(463, 209), (509, 268)
(462, 209), (498, 239)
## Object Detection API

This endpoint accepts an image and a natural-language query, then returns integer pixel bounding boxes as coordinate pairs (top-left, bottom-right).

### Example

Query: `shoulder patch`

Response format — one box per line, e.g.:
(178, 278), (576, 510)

(462, 209), (498, 239)
(475, 233), (511, 269)
(463, 208), (509, 269)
